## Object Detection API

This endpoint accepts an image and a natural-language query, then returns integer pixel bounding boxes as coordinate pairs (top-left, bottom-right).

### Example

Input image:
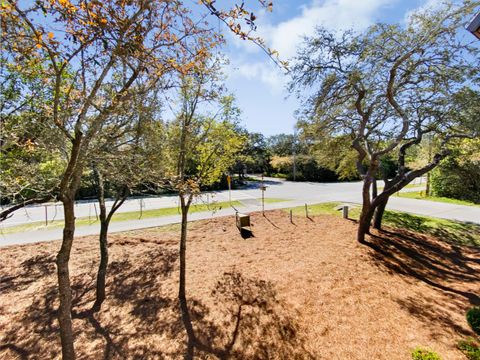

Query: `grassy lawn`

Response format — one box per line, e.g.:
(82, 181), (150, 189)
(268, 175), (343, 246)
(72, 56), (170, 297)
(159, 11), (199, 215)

(0, 200), (242, 234)
(290, 202), (341, 217)
(394, 191), (480, 207)
(288, 202), (480, 247)
(261, 198), (290, 204)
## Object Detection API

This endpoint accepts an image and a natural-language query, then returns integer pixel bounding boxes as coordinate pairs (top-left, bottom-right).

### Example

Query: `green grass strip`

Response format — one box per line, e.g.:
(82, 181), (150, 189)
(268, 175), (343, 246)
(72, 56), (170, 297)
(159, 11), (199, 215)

(1, 200), (242, 234)
(394, 191), (480, 207)
(287, 202), (480, 247)
(260, 198), (290, 204)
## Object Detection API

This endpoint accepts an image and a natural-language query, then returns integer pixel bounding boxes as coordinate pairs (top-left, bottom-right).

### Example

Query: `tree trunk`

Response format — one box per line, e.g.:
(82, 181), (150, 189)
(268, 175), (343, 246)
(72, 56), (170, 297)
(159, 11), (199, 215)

(357, 205), (375, 243)
(91, 170), (128, 313)
(92, 166), (109, 312)
(56, 196), (76, 360)
(92, 218), (109, 312)
(426, 171), (430, 197)
(179, 196), (195, 359)
(372, 197), (388, 230)
(358, 174), (375, 243)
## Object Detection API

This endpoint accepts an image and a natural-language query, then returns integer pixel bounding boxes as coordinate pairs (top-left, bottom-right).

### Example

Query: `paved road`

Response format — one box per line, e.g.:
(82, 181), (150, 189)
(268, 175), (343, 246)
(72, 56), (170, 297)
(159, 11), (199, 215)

(0, 177), (426, 226)
(1, 177), (479, 247)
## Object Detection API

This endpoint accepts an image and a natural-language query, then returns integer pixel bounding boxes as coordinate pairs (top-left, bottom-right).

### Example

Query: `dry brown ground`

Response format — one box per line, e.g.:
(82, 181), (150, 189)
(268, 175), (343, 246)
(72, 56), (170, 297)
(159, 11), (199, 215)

(0, 210), (479, 360)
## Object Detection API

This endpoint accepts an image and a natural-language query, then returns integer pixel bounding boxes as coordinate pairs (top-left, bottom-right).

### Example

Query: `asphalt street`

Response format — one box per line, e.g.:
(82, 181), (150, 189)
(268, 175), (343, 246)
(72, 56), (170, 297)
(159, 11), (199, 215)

(1, 177), (478, 246)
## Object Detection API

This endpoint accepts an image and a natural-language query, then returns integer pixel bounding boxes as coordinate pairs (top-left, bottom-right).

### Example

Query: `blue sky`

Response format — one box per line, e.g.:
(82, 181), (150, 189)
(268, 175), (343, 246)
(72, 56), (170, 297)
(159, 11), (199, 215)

(221, 0), (440, 136)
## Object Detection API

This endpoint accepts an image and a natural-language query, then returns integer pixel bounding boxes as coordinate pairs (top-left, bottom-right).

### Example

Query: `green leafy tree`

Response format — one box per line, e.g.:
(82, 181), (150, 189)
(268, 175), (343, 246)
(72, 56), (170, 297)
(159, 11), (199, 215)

(88, 86), (165, 313)
(431, 138), (480, 203)
(0, 55), (64, 220)
(165, 72), (245, 358)
(2, 1), (280, 358)
(267, 133), (306, 157)
(2, 1), (223, 357)
(291, 2), (480, 242)
(233, 131), (271, 177)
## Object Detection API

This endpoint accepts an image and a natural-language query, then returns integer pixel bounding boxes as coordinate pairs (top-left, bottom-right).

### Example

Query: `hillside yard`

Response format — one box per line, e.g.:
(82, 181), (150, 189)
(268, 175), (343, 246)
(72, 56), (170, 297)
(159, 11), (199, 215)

(0, 210), (479, 359)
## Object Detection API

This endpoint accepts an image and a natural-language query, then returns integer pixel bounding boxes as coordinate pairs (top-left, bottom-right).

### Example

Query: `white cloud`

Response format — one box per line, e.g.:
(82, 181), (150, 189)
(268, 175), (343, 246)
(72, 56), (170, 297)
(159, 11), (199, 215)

(228, 0), (397, 90)
(264, 0), (396, 59)
(233, 62), (286, 94)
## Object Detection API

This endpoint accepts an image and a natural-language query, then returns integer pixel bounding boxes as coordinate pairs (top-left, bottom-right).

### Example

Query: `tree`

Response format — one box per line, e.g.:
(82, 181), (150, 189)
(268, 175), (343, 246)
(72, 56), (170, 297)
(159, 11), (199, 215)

(270, 154), (338, 181)
(2, 1), (221, 357)
(88, 87), (165, 313)
(267, 133), (305, 157)
(0, 54), (63, 220)
(298, 131), (360, 180)
(165, 71), (245, 358)
(291, 2), (480, 242)
(431, 138), (480, 203)
(233, 131), (271, 177)
(3, 0), (283, 356)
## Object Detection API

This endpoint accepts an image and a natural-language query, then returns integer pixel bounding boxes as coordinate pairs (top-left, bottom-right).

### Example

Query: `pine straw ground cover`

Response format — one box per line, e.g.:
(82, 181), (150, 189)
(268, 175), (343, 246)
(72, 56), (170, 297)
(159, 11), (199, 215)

(0, 210), (479, 360)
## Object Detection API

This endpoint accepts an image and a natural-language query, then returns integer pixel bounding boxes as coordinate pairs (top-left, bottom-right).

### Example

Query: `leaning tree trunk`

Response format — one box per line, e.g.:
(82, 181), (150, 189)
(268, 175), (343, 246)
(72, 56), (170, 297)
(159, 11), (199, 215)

(56, 195), (76, 360)
(178, 195), (195, 359)
(357, 173), (376, 243)
(372, 180), (392, 230)
(357, 205), (375, 243)
(372, 196), (389, 230)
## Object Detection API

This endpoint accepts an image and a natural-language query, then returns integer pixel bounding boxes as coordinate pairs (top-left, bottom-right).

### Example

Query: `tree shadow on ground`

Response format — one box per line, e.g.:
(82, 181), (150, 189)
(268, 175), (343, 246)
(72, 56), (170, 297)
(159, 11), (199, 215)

(395, 294), (475, 338)
(364, 227), (480, 341)
(192, 271), (314, 359)
(0, 254), (56, 294)
(382, 211), (480, 247)
(366, 229), (480, 305)
(0, 247), (312, 359)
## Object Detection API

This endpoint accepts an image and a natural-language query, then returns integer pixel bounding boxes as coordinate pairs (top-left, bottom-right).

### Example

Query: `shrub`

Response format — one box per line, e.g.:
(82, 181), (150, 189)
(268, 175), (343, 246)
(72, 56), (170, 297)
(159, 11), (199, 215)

(430, 153), (480, 204)
(458, 339), (480, 360)
(467, 307), (480, 336)
(270, 155), (338, 182)
(411, 347), (441, 360)
(270, 156), (292, 175)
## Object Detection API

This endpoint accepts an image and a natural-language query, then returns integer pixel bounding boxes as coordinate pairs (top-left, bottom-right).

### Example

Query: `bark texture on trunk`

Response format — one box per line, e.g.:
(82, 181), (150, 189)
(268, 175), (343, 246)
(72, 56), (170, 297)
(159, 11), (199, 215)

(372, 197), (388, 230)
(178, 196), (195, 360)
(371, 178), (378, 199)
(92, 167), (108, 313)
(358, 172), (376, 243)
(357, 205), (375, 243)
(91, 169), (127, 313)
(56, 197), (76, 360)
(93, 220), (109, 312)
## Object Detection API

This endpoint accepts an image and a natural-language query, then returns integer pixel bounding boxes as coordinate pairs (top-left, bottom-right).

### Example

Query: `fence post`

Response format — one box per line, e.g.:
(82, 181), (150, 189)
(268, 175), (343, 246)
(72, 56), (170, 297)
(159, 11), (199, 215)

(342, 206), (349, 219)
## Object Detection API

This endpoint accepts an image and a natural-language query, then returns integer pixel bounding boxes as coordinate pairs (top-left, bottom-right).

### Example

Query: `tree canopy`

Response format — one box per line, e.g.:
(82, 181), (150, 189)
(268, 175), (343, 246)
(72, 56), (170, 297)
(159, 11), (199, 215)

(290, 1), (480, 241)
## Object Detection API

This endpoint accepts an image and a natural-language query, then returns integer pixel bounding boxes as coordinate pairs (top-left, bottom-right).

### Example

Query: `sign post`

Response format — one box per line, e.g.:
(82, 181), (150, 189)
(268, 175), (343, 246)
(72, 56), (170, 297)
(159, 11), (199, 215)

(260, 174), (267, 216)
(227, 175), (232, 205)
